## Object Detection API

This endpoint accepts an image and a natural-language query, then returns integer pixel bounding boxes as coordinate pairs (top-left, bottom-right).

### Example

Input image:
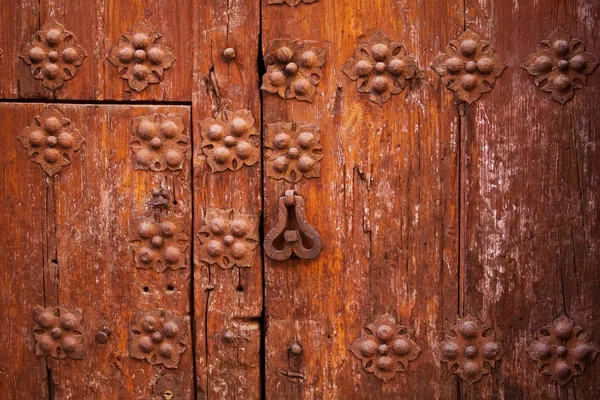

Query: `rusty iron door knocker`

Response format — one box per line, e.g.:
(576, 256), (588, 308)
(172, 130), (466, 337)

(264, 190), (321, 260)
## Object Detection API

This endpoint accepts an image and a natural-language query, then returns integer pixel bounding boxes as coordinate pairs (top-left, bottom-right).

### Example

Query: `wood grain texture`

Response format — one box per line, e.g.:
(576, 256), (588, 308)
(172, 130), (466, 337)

(0, 104), (49, 399)
(0, 0), (192, 101)
(463, 0), (600, 398)
(192, 0), (263, 399)
(0, 1), (40, 98)
(32, 104), (194, 399)
(261, 1), (462, 398)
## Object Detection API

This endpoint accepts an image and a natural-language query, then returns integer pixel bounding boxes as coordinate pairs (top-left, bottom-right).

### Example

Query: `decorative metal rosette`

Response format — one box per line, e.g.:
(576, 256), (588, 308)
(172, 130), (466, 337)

(431, 30), (506, 104)
(107, 22), (175, 92)
(522, 27), (598, 104)
(527, 315), (599, 385)
(261, 39), (325, 102)
(349, 315), (421, 382)
(19, 20), (87, 90)
(342, 30), (417, 106)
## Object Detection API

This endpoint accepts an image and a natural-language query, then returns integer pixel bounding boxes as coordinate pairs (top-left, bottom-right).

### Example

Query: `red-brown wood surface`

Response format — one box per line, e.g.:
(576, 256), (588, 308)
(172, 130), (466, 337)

(261, 1), (461, 398)
(192, 0), (263, 399)
(17, 104), (195, 399)
(0, 104), (49, 399)
(462, 0), (600, 398)
(0, 1), (193, 101)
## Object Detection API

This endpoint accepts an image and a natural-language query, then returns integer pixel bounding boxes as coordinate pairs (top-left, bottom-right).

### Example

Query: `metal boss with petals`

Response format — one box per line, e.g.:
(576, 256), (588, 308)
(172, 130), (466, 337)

(33, 306), (84, 360)
(107, 22), (175, 92)
(129, 310), (187, 368)
(18, 107), (85, 176)
(523, 27), (598, 104)
(200, 109), (260, 172)
(431, 30), (506, 104)
(262, 39), (325, 102)
(131, 114), (189, 172)
(129, 189), (189, 273)
(527, 315), (599, 385)
(19, 20), (87, 90)
(349, 315), (421, 382)
(342, 30), (417, 106)
(265, 122), (322, 182)
(437, 315), (503, 384)
(198, 208), (259, 269)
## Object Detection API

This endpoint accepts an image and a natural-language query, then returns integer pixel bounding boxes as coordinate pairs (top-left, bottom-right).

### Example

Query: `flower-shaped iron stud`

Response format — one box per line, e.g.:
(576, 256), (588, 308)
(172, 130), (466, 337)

(131, 114), (188, 171)
(261, 39), (325, 102)
(523, 28), (598, 104)
(129, 212), (188, 273)
(437, 315), (503, 384)
(265, 122), (322, 182)
(527, 315), (598, 385)
(199, 109), (260, 172)
(18, 107), (84, 176)
(107, 23), (175, 92)
(268, 0), (318, 5)
(349, 315), (420, 382)
(19, 20), (87, 91)
(431, 30), (506, 104)
(33, 306), (83, 360)
(129, 309), (187, 368)
(198, 208), (259, 269)
(342, 30), (417, 106)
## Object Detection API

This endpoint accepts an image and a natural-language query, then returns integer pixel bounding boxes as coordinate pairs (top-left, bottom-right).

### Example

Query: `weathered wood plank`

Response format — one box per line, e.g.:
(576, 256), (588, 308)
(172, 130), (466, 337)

(262, 1), (462, 398)
(192, 0), (263, 398)
(463, 0), (600, 398)
(41, 104), (194, 399)
(0, 103), (49, 398)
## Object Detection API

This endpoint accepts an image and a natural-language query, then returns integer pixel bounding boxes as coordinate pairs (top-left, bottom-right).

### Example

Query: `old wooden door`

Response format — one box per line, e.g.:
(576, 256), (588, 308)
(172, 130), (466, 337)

(0, 0), (599, 399)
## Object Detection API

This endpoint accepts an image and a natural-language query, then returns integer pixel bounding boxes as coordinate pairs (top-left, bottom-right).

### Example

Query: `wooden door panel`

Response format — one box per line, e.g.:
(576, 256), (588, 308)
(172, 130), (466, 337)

(462, 1), (600, 398)
(7, 103), (194, 399)
(0, 0), (193, 101)
(261, 1), (461, 398)
(192, 1), (263, 398)
(0, 103), (49, 399)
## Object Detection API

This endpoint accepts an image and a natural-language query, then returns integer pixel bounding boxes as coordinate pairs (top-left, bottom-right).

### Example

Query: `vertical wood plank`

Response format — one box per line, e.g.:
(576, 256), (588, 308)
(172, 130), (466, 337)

(0, 1), (40, 99)
(45, 104), (194, 399)
(0, 104), (48, 398)
(102, 0), (193, 101)
(262, 1), (462, 398)
(192, 0), (263, 398)
(463, 0), (600, 398)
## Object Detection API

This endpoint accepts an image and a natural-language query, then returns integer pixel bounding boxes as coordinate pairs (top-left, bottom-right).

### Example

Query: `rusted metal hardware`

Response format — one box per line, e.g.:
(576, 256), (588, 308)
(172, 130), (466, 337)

(523, 27), (598, 104)
(18, 106), (85, 176)
(342, 30), (417, 106)
(437, 315), (503, 384)
(129, 309), (187, 369)
(129, 190), (188, 273)
(223, 47), (236, 62)
(19, 20), (87, 91)
(527, 315), (599, 385)
(264, 190), (322, 261)
(199, 109), (260, 172)
(95, 327), (112, 344)
(153, 374), (182, 400)
(107, 22), (175, 92)
(349, 314), (420, 382)
(33, 306), (84, 360)
(261, 39), (325, 102)
(265, 122), (322, 182)
(146, 187), (172, 210)
(289, 342), (302, 355)
(198, 208), (259, 269)
(268, 0), (319, 6)
(431, 29), (506, 104)
(131, 114), (189, 172)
